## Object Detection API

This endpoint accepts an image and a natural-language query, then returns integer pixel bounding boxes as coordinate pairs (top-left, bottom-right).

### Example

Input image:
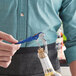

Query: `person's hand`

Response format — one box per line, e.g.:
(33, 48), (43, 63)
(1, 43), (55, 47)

(0, 31), (21, 68)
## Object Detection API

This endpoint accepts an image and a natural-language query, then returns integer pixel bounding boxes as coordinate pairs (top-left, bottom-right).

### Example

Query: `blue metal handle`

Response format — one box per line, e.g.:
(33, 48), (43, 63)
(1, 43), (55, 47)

(16, 32), (42, 44)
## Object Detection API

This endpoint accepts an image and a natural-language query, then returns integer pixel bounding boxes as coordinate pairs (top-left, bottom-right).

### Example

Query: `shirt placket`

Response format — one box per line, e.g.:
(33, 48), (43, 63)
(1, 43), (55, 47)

(17, 0), (27, 47)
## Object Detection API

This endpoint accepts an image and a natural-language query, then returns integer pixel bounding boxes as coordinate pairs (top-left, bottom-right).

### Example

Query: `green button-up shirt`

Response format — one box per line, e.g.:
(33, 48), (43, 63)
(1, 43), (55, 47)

(0, 0), (76, 64)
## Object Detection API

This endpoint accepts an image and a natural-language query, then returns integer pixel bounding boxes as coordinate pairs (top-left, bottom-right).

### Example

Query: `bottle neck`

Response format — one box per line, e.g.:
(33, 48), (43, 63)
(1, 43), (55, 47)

(38, 48), (46, 58)
(38, 48), (55, 73)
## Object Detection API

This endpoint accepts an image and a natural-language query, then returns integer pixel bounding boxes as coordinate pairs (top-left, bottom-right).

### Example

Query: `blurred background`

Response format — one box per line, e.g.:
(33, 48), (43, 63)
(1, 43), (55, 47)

(56, 24), (71, 76)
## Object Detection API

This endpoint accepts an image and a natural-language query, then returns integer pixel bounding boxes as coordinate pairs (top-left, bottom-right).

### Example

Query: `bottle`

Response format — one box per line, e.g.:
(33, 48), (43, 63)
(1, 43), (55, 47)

(38, 48), (62, 76)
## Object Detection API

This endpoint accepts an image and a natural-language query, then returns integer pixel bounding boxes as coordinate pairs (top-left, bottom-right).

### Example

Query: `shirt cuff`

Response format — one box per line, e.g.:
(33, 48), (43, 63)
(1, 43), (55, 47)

(64, 46), (76, 64)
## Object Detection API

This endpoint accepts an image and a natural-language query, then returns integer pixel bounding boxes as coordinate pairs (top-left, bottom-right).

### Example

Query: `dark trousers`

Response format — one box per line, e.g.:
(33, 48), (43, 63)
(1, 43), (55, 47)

(0, 43), (60, 76)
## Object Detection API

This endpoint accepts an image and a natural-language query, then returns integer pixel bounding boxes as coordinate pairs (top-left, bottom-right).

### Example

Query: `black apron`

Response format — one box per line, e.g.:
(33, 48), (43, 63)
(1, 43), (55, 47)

(0, 43), (60, 76)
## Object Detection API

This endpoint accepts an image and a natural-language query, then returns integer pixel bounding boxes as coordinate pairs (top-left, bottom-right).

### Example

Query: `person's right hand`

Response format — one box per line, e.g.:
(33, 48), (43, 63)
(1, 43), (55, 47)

(0, 31), (21, 68)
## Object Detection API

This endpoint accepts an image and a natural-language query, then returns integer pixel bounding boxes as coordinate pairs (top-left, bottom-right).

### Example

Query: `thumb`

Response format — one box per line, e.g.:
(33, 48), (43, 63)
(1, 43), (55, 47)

(12, 44), (21, 51)
(0, 31), (18, 43)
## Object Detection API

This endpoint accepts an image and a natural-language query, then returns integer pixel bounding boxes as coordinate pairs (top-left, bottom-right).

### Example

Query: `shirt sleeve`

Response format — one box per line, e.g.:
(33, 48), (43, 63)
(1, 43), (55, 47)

(59, 0), (76, 64)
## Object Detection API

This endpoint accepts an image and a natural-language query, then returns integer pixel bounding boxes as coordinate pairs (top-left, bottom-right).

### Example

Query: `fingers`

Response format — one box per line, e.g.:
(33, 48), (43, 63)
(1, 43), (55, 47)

(0, 56), (12, 62)
(0, 41), (21, 51)
(0, 42), (21, 68)
(0, 31), (18, 43)
(0, 43), (21, 56)
(0, 38), (3, 41)
(0, 50), (16, 56)
(0, 31), (21, 68)
(0, 60), (11, 68)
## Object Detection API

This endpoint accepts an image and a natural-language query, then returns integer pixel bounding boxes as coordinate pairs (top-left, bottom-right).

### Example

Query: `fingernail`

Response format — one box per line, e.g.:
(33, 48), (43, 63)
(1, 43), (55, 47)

(18, 44), (21, 47)
(15, 39), (18, 42)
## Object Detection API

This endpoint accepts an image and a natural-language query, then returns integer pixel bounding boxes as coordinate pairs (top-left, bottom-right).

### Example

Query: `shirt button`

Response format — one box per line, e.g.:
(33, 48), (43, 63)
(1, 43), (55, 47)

(21, 13), (24, 16)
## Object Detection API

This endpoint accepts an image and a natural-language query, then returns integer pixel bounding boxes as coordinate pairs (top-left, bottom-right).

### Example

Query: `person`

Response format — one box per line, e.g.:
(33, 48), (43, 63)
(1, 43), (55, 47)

(0, 0), (76, 76)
